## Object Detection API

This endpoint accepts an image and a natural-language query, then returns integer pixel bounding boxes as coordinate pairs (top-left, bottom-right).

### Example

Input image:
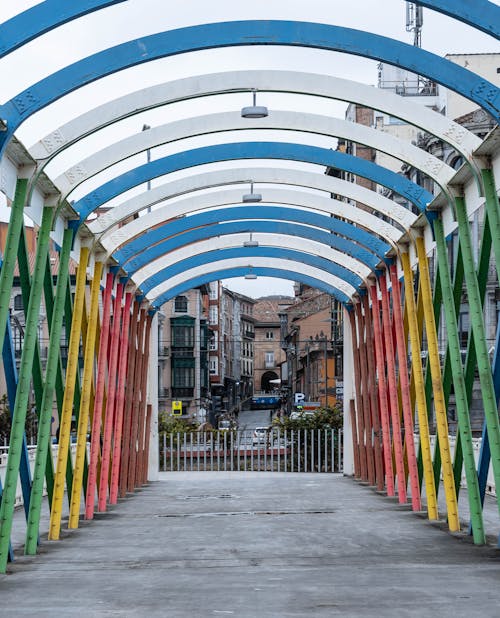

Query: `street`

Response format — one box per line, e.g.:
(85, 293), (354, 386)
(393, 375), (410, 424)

(237, 406), (275, 432)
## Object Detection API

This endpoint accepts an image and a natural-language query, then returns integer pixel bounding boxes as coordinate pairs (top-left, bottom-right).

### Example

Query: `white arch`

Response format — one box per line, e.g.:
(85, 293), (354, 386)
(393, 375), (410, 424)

(100, 186), (403, 257)
(89, 166), (416, 238)
(54, 110), (454, 201)
(145, 257), (356, 303)
(131, 233), (372, 289)
(31, 71), (480, 175)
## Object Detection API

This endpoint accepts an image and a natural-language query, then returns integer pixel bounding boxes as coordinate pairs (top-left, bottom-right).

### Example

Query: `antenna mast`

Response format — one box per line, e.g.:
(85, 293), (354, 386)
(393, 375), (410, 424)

(406, 2), (423, 47)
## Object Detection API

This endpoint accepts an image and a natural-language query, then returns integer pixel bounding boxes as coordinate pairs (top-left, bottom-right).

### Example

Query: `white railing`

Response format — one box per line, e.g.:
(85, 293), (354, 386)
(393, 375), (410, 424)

(160, 428), (343, 473)
(0, 444), (78, 507)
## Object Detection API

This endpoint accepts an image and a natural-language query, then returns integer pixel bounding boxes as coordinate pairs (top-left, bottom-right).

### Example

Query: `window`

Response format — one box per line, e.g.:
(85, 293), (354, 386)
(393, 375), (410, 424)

(265, 331), (274, 339)
(172, 366), (194, 387)
(14, 294), (23, 311)
(265, 352), (275, 368)
(209, 305), (218, 325)
(209, 284), (218, 300)
(172, 325), (194, 347)
(174, 296), (188, 313)
(209, 358), (218, 375)
(209, 333), (217, 351)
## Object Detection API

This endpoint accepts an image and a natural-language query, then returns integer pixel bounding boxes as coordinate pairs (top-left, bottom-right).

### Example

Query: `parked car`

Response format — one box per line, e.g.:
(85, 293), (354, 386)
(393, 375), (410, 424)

(252, 426), (270, 445)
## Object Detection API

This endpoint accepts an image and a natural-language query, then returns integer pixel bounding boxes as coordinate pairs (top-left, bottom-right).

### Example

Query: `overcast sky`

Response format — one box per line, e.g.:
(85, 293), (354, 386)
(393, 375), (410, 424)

(1, 1), (499, 297)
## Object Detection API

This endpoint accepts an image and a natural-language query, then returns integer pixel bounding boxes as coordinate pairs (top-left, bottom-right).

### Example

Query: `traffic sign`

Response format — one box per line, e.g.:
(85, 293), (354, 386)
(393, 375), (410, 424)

(172, 400), (183, 416)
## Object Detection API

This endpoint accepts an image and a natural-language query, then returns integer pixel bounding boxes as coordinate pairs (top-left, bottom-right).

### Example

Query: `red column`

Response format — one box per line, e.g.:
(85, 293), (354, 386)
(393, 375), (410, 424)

(369, 283), (395, 496)
(127, 309), (147, 492)
(348, 310), (367, 480)
(389, 264), (421, 511)
(362, 294), (384, 491)
(85, 272), (114, 519)
(109, 292), (133, 504)
(135, 314), (152, 487)
(119, 300), (140, 498)
(378, 272), (407, 503)
(355, 302), (375, 485)
(97, 283), (124, 511)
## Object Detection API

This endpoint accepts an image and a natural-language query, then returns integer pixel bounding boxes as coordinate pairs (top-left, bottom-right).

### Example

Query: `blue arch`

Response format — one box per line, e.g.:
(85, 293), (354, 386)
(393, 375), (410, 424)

(114, 208), (388, 270)
(1, 20), (498, 157)
(72, 142), (433, 224)
(150, 267), (351, 309)
(2, 2), (497, 61)
(139, 246), (363, 296)
(0, 1), (127, 59)
(119, 220), (381, 276)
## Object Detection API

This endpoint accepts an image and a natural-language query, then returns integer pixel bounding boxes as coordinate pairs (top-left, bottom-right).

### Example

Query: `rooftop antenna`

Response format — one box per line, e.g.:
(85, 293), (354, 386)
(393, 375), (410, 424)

(406, 2), (423, 47)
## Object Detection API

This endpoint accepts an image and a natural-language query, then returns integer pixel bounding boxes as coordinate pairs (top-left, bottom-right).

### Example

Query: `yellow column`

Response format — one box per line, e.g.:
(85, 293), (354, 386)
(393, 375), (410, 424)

(48, 247), (89, 540)
(68, 261), (103, 528)
(401, 251), (438, 520)
(416, 237), (459, 531)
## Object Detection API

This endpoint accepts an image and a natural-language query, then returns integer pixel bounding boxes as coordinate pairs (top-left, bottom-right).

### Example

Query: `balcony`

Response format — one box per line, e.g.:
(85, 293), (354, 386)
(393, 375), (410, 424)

(171, 387), (194, 398)
(244, 330), (255, 339)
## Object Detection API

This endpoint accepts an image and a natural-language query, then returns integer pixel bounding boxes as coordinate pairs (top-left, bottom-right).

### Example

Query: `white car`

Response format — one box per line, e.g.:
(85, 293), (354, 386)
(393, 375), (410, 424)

(252, 427), (269, 445)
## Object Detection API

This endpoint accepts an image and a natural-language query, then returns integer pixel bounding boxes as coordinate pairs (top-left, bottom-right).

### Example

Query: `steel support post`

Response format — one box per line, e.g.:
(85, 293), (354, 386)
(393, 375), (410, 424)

(17, 224), (58, 498)
(143, 404), (153, 484)
(68, 261), (103, 528)
(135, 314), (152, 487)
(454, 195), (500, 515)
(0, 206), (53, 572)
(119, 300), (140, 498)
(127, 309), (147, 493)
(25, 229), (73, 554)
(355, 303), (375, 484)
(433, 219), (486, 543)
(109, 292), (133, 503)
(85, 272), (114, 519)
(401, 252), (438, 519)
(0, 179), (28, 357)
(368, 284), (395, 495)
(389, 264), (421, 510)
(348, 310), (367, 480)
(362, 294), (384, 490)
(415, 237), (460, 530)
(48, 247), (89, 541)
(349, 399), (361, 478)
(97, 283), (124, 511)
(476, 169), (500, 514)
(3, 319), (32, 520)
(378, 272), (407, 503)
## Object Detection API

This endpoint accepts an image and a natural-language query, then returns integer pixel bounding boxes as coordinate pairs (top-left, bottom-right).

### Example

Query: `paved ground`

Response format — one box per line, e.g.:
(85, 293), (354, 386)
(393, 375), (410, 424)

(2, 472), (500, 617)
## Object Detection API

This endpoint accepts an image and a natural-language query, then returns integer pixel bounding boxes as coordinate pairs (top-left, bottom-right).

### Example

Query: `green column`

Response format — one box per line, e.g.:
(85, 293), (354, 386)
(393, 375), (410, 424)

(25, 228), (73, 555)
(454, 196), (500, 513)
(0, 179), (28, 357)
(434, 218), (485, 544)
(0, 206), (53, 573)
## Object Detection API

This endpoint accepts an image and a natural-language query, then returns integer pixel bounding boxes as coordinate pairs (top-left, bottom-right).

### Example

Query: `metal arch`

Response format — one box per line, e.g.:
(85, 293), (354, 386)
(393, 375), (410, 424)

(130, 233), (372, 285)
(120, 221), (378, 279)
(2, 1), (497, 61)
(137, 247), (362, 296)
(72, 142), (434, 224)
(0, 1), (128, 59)
(1, 20), (498, 158)
(415, 1), (500, 39)
(111, 206), (389, 268)
(146, 258), (354, 306)
(89, 166), (416, 236)
(100, 187), (403, 258)
(151, 266), (351, 309)
(54, 110), (454, 201)
(31, 70), (480, 177)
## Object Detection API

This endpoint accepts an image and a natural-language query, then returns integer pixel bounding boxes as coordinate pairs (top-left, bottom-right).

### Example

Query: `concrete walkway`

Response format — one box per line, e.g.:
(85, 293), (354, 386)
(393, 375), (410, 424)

(2, 472), (500, 617)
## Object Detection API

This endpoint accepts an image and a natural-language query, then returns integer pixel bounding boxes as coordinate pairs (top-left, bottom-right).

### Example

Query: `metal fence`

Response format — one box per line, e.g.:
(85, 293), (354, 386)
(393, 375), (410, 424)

(160, 429), (343, 473)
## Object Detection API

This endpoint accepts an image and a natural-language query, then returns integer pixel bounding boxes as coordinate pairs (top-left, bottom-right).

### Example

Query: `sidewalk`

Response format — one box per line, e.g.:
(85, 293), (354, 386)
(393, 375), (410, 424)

(2, 473), (500, 617)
